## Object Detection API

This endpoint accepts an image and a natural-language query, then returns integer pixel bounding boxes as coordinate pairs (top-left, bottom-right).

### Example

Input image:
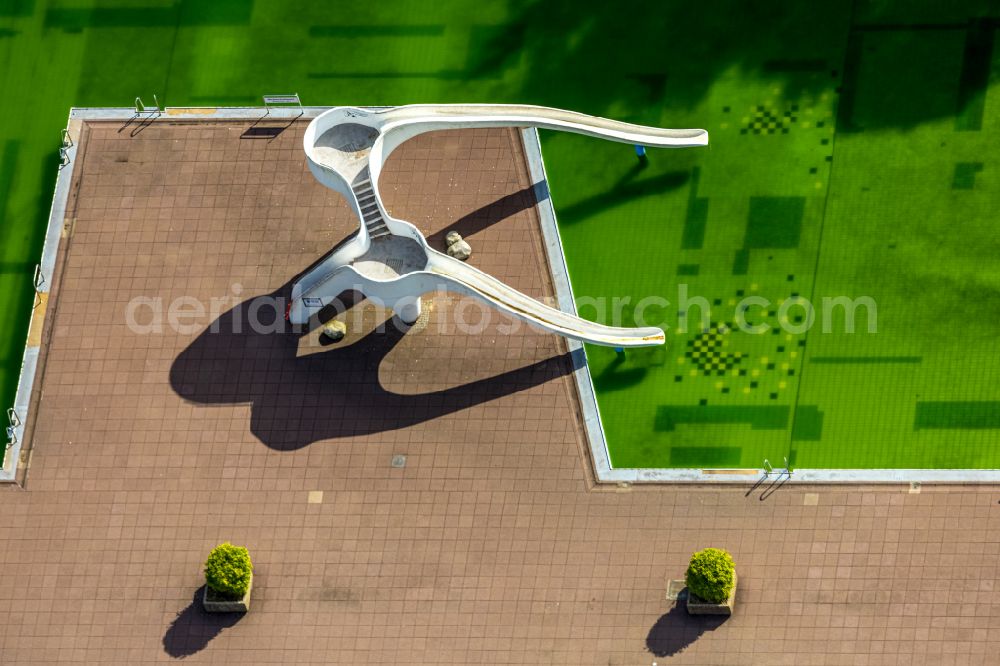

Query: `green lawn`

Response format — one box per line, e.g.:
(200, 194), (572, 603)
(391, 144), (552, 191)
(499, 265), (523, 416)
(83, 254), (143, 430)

(2, 1), (999, 469)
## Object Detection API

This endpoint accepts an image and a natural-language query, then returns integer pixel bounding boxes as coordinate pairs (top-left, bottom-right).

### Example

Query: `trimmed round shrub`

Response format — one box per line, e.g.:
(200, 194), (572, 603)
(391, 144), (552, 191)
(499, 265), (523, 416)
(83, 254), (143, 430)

(204, 543), (253, 597)
(685, 548), (735, 603)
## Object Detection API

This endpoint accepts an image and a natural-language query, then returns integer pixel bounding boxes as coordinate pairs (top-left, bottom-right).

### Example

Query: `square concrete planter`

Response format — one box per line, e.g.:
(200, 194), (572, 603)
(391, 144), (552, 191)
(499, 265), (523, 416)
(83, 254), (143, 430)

(202, 574), (252, 613)
(686, 573), (736, 616)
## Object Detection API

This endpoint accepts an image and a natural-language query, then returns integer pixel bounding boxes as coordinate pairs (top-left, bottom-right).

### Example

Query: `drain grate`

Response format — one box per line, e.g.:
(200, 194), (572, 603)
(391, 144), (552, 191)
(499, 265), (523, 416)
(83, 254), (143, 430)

(386, 257), (405, 275)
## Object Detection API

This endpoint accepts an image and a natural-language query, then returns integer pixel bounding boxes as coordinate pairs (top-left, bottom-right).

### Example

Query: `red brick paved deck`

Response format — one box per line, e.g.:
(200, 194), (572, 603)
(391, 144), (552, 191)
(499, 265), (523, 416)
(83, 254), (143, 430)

(1, 118), (999, 665)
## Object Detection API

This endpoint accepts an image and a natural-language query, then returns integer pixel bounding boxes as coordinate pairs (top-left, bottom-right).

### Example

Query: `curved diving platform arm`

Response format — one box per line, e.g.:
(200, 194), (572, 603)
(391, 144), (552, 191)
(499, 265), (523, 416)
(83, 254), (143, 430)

(377, 103), (708, 148)
(366, 104), (707, 195)
(425, 252), (665, 348)
(287, 254), (665, 348)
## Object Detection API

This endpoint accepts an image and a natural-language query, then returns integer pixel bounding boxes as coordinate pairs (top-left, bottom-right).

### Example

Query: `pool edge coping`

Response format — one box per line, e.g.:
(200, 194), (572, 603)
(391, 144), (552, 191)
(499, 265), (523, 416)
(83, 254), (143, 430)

(0, 107), (78, 483)
(521, 128), (618, 483)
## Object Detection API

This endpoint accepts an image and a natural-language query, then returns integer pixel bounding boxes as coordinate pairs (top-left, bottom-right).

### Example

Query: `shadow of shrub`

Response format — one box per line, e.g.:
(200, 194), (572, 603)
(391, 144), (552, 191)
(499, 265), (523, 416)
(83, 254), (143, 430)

(646, 601), (728, 658)
(162, 586), (243, 659)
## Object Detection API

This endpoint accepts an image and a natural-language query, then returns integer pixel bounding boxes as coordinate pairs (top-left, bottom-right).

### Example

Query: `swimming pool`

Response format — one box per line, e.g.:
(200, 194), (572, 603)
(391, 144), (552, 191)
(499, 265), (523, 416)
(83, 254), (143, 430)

(544, 16), (1000, 473)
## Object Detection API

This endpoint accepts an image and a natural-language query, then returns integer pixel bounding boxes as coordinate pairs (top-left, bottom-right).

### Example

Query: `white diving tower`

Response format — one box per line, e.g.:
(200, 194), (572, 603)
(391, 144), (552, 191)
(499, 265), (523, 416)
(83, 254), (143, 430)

(288, 104), (708, 347)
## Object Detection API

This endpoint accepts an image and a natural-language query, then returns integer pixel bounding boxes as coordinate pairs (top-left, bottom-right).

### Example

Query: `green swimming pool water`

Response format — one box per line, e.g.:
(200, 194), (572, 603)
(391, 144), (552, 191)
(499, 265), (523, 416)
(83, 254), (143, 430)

(543, 3), (1000, 469)
(2, 0), (998, 470)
